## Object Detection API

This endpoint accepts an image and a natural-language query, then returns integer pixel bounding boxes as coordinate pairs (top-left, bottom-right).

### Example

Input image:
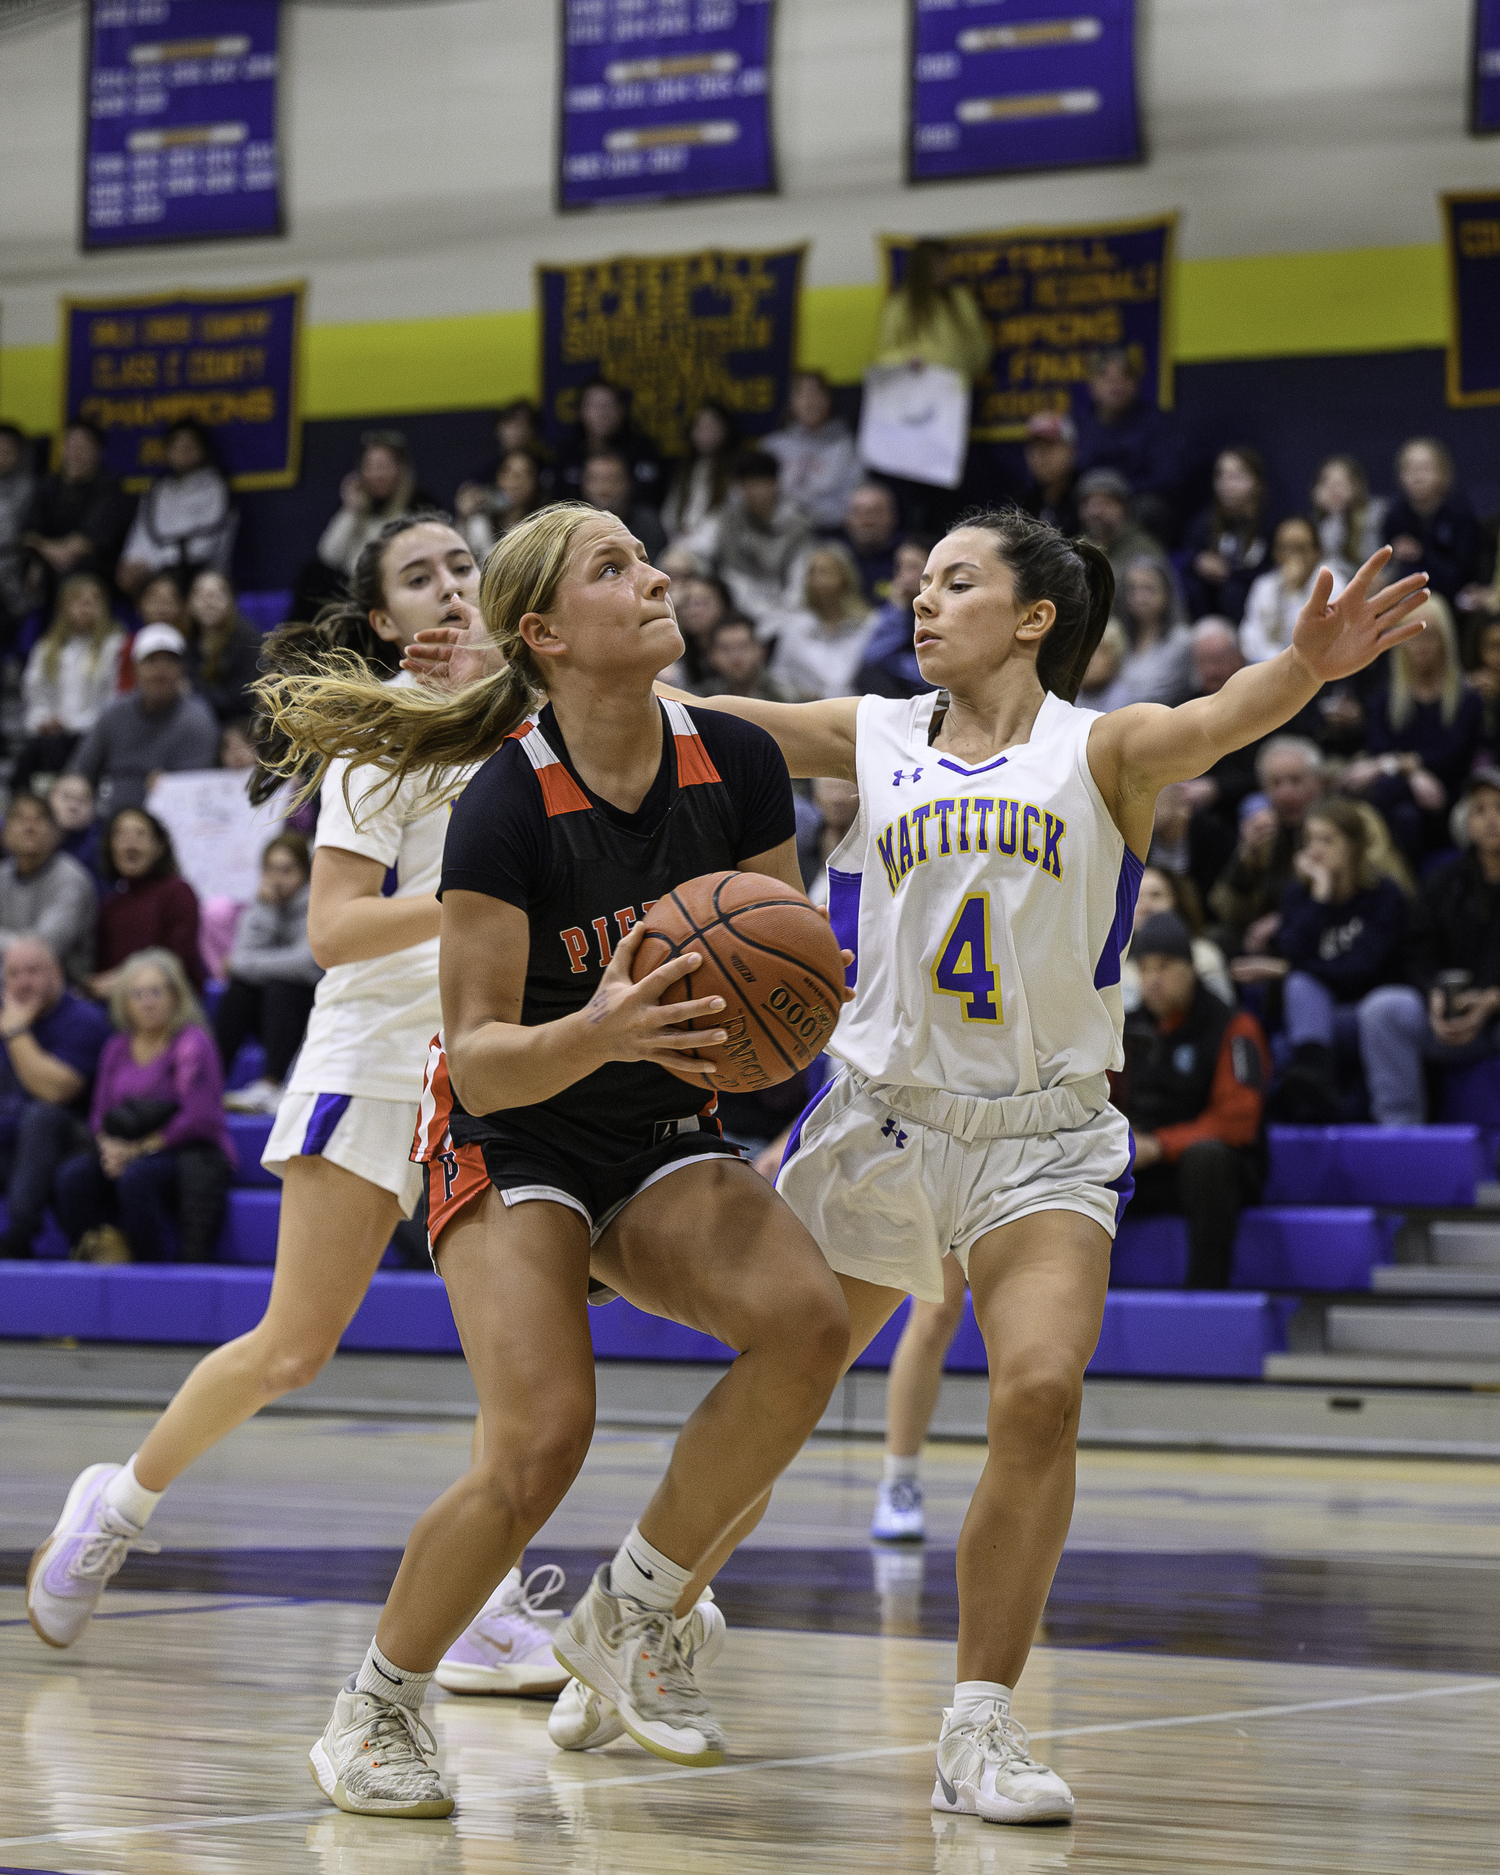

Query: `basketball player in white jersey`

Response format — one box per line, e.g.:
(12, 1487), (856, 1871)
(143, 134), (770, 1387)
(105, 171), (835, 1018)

(402, 514), (1425, 1819)
(29, 515), (566, 1699)
(634, 514), (1425, 1825)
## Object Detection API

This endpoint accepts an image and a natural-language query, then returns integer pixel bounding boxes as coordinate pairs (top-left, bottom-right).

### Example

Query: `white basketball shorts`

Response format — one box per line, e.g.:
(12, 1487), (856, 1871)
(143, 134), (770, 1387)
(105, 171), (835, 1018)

(775, 1067), (1133, 1304)
(263, 1090), (424, 1217)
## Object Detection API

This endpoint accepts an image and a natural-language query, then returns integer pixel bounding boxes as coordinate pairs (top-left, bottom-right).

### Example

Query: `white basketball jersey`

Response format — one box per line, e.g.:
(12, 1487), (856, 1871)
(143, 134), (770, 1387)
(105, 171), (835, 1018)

(826, 690), (1142, 1099)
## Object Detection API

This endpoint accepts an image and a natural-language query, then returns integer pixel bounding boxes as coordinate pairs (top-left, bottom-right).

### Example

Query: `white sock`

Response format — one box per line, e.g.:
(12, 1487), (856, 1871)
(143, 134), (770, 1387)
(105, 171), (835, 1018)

(952, 1680), (1012, 1726)
(883, 1453), (920, 1486)
(104, 1455), (162, 1529)
(609, 1524), (692, 1615)
(355, 1638), (432, 1712)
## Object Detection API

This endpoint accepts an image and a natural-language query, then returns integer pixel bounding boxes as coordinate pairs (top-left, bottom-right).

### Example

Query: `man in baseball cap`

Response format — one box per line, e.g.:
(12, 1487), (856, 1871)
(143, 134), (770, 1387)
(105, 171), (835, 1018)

(65, 617), (221, 815)
(1115, 912), (1271, 1288)
(1076, 465), (1171, 595)
(1020, 411), (1080, 536)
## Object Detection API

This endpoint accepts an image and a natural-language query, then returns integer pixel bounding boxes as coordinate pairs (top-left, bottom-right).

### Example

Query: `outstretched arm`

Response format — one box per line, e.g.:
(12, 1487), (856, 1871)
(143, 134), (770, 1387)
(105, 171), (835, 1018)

(399, 627), (859, 780)
(1089, 548), (1430, 854)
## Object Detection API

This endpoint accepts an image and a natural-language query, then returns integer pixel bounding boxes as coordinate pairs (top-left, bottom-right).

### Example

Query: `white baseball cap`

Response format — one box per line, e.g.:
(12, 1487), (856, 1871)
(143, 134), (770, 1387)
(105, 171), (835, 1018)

(131, 623), (187, 662)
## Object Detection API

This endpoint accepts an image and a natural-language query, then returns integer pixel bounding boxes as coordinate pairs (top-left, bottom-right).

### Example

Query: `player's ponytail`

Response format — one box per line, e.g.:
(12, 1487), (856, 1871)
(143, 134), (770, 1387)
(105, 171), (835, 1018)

(254, 503), (601, 805)
(959, 508), (1115, 703)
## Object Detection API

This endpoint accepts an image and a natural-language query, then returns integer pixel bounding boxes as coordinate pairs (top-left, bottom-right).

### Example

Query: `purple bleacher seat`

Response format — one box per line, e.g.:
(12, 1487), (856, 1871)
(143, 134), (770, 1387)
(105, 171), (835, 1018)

(225, 1042), (268, 1092)
(0, 1262), (107, 1338)
(103, 1265), (222, 1342)
(219, 1187), (280, 1263)
(1439, 1056), (1500, 1129)
(1266, 1125), (1484, 1207)
(236, 591), (292, 634)
(1088, 1291), (1295, 1380)
(342, 1272), (462, 1353)
(225, 1112), (278, 1186)
(1113, 1206), (1394, 1291)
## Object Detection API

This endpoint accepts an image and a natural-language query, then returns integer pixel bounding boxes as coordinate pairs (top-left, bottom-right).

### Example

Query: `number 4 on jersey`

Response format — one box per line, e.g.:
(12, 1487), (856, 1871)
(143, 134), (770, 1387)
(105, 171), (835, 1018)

(931, 892), (1001, 1023)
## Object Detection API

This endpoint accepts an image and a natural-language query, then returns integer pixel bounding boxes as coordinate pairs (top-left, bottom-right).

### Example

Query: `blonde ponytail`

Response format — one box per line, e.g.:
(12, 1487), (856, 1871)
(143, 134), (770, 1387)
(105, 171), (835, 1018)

(254, 501), (602, 805)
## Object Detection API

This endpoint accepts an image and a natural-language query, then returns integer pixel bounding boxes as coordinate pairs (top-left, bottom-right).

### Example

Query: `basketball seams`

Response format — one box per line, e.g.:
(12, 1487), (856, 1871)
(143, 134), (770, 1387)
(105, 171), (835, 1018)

(637, 871), (845, 1090)
(696, 927), (801, 1079)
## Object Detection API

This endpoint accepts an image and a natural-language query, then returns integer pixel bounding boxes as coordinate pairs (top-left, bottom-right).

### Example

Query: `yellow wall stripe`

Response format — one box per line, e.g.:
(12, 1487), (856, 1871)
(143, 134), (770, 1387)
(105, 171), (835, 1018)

(0, 243), (1455, 434)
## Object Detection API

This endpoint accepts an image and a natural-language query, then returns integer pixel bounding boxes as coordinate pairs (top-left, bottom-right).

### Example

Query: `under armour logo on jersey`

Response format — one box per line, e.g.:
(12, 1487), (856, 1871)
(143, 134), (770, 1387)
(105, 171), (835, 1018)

(880, 1115), (908, 1149)
(892, 767), (924, 786)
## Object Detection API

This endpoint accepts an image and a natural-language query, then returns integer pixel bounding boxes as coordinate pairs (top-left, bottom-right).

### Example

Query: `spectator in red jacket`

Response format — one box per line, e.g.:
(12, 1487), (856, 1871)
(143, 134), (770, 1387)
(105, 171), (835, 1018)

(1118, 912), (1271, 1288)
(89, 807), (201, 999)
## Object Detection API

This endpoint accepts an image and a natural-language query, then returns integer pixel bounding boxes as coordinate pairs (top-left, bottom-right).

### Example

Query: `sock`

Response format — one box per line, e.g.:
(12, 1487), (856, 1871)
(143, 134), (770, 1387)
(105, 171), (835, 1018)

(609, 1523), (692, 1615)
(104, 1455), (163, 1529)
(952, 1680), (1012, 1726)
(355, 1638), (432, 1712)
(883, 1453), (920, 1486)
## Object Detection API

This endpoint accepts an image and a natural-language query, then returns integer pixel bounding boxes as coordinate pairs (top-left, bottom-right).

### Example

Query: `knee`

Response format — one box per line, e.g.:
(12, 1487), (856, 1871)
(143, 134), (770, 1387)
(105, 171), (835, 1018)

(471, 1411), (594, 1526)
(989, 1361), (1083, 1458)
(905, 1292), (967, 1350)
(1357, 984), (1423, 1040)
(243, 1324), (342, 1398)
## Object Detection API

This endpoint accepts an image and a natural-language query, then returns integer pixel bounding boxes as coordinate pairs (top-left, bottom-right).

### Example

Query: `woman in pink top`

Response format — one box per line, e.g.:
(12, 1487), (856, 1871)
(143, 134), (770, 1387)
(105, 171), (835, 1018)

(54, 946), (233, 1263)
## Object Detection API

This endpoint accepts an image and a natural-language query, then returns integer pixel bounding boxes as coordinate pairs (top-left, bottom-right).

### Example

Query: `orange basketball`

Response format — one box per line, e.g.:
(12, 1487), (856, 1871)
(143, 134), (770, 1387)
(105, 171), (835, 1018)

(631, 870), (846, 1093)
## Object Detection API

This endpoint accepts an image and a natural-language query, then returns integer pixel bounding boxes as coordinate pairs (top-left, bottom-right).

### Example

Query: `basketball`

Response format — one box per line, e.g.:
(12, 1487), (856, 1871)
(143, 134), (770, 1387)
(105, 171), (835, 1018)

(631, 870), (846, 1093)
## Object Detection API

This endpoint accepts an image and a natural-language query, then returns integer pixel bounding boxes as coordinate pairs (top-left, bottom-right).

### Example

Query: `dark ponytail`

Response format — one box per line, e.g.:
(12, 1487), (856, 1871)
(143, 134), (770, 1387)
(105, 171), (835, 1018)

(249, 508), (457, 804)
(959, 507), (1115, 703)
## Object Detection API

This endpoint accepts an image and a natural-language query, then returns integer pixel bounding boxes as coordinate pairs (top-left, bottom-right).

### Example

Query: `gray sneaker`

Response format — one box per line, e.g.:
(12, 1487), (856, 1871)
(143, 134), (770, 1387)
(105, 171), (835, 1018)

(551, 1565), (725, 1766)
(309, 1679), (454, 1818)
(548, 1587), (725, 1753)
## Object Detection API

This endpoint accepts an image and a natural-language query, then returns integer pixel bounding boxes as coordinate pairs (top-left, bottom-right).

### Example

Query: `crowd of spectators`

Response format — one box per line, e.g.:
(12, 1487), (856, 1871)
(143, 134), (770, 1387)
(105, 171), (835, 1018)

(2, 291), (1500, 1279)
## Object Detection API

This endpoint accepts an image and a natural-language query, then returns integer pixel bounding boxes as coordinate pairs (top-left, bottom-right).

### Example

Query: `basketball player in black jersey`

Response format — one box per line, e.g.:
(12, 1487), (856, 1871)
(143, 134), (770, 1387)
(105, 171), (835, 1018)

(261, 502), (853, 1818)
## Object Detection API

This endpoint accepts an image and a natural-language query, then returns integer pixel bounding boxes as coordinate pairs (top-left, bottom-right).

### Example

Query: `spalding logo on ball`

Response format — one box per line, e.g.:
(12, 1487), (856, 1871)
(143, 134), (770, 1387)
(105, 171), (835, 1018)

(632, 871), (846, 1092)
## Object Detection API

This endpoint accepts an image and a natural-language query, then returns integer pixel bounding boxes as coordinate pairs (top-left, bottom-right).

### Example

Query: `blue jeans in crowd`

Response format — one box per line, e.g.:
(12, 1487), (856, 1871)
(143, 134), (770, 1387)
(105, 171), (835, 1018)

(55, 1143), (232, 1263)
(0, 1100), (92, 1257)
(1357, 983), (1500, 1125)
(1282, 971), (1363, 1056)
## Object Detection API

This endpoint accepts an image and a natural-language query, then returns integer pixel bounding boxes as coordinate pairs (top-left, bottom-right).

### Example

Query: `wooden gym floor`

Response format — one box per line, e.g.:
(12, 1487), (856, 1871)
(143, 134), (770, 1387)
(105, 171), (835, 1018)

(2, 1404), (1498, 1872)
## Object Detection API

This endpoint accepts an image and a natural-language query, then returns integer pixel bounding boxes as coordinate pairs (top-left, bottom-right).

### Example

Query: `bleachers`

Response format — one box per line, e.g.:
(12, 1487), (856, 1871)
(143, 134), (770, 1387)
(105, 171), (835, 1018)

(2, 1116), (1489, 1384)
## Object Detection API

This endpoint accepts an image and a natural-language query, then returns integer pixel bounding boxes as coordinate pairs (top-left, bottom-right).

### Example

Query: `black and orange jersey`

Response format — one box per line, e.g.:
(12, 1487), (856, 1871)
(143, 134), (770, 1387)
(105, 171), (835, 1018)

(432, 697), (794, 1150)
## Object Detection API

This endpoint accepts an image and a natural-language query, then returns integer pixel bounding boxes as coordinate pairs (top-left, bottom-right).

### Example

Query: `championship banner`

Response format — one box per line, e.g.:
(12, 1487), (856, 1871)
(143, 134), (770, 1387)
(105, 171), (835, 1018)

(538, 246), (803, 460)
(908, 0), (1141, 184)
(61, 282), (304, 490)
(558, 0), (775, 211)
(83, 0), (282, 250)
(1473, 0), (1500, 133)
(881, 214), (1174, 442)
(1444, 192), (1500, 407)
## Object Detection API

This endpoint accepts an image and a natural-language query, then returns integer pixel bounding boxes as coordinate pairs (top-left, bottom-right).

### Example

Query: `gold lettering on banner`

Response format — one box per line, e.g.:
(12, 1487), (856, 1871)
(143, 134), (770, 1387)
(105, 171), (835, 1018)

(884, 218), (1173, 440)
(548, 248), (799, 458)
(1459, 219), (1500, 260)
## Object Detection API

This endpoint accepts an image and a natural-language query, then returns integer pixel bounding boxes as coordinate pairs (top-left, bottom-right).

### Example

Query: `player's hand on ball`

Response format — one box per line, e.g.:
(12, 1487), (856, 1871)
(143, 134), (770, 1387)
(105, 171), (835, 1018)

(583, 921), (728, 1073)
(1290, 547), (1429, 684)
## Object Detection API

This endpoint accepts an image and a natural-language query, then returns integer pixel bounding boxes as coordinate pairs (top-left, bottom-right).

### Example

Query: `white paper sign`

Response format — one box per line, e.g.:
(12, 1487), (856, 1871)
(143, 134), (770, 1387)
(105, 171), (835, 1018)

(146, 770), (291, 905)
(856, 361), (970, 490)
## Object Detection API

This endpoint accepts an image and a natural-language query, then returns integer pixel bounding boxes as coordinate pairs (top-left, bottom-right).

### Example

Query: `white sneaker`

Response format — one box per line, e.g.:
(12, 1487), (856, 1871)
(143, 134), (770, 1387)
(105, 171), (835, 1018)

(436, 1563), (570, 1695)
(871, 1476), (925, 1542)
(549, 1587), (725, 1752)
(27, 1462), (159, 1649)
(309, 1679), (454, 1819)
(224, 1078), (284, 1115)
(931, 1705), (1075, 1825)
(552, 1565), (725, 1766)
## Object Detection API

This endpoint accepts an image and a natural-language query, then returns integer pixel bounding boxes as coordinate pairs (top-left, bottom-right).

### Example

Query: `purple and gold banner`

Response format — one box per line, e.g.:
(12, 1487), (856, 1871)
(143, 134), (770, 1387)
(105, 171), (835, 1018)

(559, 0), (775, 211)
(62, 282), (304, 489)
(83, 0), (282, 249)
